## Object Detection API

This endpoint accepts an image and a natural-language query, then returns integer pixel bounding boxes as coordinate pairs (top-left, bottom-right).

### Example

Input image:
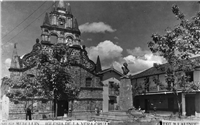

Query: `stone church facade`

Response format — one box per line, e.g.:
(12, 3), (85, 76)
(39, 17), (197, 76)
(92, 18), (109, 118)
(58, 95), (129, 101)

(8, 1), (104, 119)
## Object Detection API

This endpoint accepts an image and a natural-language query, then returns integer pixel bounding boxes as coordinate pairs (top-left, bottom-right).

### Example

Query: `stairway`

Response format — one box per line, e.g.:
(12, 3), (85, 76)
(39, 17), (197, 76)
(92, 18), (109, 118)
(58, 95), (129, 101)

(91, 111), (133, 121)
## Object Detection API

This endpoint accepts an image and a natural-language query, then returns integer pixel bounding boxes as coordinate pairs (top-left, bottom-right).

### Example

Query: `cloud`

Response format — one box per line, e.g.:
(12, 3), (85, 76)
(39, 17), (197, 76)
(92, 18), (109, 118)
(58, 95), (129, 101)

(79, 22), (116, 33)
(4, 58), (11, 69)
(1, 58), (11, 78)
(1, 42), (13, 48)
(1, 42), (14, 54)
(114, 36), (119, 40)
(1, 26), (10, 36)
(123, 53), (165, 74)
(127, 47), (149, 57)
(87, 41), (165, 74)
(122, 47), (165, 74)
(87, 40), (123, 62)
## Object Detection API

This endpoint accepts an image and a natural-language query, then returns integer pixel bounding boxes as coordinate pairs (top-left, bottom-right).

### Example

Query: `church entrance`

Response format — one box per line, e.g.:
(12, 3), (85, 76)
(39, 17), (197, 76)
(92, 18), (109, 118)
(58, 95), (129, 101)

(54, 100), (69, 116)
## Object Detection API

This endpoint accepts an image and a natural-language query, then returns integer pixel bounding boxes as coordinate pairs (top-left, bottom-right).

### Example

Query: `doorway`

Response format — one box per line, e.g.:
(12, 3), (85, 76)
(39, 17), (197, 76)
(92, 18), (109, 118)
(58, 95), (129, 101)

(168, 97), (174, 111)
(145, 99), (149, 113)
(186, 95), (195, 116)
(54, 100), (69, 116)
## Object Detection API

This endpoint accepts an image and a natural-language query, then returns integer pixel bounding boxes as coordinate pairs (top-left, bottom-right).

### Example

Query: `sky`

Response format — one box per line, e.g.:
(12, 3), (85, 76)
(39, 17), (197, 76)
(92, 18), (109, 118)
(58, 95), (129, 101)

(1, 1), (199, 78)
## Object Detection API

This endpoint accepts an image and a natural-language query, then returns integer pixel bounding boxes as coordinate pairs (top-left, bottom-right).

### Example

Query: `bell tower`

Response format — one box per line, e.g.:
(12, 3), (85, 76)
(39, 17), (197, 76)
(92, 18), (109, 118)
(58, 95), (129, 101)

(9, 43), (22, 81)
(41, 1), (81, 46)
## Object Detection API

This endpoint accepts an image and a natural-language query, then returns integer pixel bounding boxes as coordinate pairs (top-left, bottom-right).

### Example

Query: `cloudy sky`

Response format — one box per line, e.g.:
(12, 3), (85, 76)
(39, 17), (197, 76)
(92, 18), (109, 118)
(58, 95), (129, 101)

(1, 1), (199, 78)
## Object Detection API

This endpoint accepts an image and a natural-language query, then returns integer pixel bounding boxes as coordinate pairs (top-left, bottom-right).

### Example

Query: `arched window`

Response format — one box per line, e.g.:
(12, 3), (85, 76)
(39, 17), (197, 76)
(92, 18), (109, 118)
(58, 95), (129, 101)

(65, 36), (73, 45)
(58, 18), (65, 28)
(66, 17), (72, 28)
(86, 77), (92, 87)
(58, 17), (65, 27)
(44, 29), (49, 33)
(51, 15), (57, 26)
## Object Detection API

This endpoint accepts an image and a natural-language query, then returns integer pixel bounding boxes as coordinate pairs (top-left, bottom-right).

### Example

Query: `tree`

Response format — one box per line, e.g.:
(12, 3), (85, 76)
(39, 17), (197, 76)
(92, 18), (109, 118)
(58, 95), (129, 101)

(6, 72), (42, 114)
(6, 43), (81, 118)
(148, 4), (200, 116)
(38, 43), (80, 98)
(36, 43), (80, 117)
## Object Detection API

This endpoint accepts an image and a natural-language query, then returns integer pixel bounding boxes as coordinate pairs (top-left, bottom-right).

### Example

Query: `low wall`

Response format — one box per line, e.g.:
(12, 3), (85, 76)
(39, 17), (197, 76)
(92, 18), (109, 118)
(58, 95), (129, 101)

(9, 112), (54, 120)
(0, 120), (109, 125)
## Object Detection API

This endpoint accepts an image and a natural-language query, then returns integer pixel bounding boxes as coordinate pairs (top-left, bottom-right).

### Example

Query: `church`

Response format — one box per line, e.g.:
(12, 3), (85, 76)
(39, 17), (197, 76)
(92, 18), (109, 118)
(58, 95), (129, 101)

(6, 1), (122, 120)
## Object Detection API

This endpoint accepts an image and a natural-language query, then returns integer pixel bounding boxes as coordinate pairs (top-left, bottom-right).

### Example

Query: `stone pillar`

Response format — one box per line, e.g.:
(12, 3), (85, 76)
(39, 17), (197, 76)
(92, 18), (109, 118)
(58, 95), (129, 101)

(103, 83), (109, 112)
(117, 96), (120, 107)
(195, 92), (200, 117)
(2, 95), (9, 120)
(119, 77), (133, 111)
(193, 70), (200, 117)
(181, 93), (186, 116)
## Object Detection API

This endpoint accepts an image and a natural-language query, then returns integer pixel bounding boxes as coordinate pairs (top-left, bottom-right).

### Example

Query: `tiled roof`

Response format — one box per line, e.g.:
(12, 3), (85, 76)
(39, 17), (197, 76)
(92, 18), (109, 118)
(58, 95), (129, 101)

(98, 67), (123, 76)
(131, 56), (200, 79)
(131, 64), (167, 79)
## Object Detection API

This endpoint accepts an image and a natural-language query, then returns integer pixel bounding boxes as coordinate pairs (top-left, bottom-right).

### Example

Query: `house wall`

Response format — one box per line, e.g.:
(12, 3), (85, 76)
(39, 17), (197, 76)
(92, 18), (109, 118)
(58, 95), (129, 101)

(195, 92), (200, 117)
(194, 70), (200, 116)
(194, 69), (200, 82)
(132, 70), (200, 115)
(102, 77), (120, 112)
(158, 74), (168, 91)
(134, 94), (180, 112)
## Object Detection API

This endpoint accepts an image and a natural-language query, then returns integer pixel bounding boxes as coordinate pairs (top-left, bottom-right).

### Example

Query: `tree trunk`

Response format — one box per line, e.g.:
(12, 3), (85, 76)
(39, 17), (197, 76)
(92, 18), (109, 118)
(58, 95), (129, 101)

(174, 93), (181, 117)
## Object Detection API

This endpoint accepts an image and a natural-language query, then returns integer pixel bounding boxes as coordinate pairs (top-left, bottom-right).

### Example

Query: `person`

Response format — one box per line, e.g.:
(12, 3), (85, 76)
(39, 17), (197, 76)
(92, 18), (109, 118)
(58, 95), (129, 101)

(64, 109), (68, 117)
(138, 106), (141, 111)
(95, 107), (100, 116)
(26, 107), (32, 120)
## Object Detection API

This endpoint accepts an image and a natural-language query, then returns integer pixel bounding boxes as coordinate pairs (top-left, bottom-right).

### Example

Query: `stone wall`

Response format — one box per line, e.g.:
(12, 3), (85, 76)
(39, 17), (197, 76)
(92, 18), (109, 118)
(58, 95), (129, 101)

(9, 100), (53, 120)
(73, 100), (102, 111)
(8, 66), (103, 119)
(79, 90), (102, 98)
(69, 67), (103, 112)
(70, 66), (101, 87)
(119, 78), (133, 111)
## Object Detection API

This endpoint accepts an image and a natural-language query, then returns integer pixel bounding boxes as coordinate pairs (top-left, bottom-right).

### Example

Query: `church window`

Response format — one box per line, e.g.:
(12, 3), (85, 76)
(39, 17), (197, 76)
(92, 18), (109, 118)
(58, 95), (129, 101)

(109, 81), (115, 95)
(65, 36), (73, 45)
(66, 17), (72, 28)
(69, 18), (72, 28)
(44, 36), (48, 41)
(44, 29), (49, 33)
(51, 15), (57, 25)
(86, 77), (92, 87)
(58, 17), (65, 26)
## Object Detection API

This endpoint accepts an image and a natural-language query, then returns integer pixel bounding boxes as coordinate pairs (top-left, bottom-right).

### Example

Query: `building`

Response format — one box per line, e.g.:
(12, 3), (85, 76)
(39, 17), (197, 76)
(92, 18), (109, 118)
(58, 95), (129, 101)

(131, 58), (200, 117)
(8, 1), (102, 119)
(6, 1), (122, 119)
(1, 77), (12, 120)
(97, 64), (123, 112)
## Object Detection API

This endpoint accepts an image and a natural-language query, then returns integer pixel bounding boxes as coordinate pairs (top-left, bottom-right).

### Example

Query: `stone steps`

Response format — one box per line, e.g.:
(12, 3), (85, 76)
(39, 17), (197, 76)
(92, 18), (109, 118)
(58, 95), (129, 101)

(101, 111), (128, 116)
(91, 111), (133, 121)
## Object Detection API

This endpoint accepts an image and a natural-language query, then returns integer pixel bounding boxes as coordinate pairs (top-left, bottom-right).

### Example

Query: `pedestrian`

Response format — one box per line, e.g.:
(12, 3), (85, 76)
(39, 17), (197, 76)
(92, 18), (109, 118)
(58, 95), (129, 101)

(26, 107), (32, 120)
